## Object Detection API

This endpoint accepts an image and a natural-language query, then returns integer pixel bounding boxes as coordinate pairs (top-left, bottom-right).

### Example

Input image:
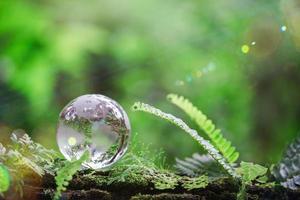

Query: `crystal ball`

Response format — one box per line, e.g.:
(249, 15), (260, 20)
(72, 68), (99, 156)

(57, 94), (131, 170)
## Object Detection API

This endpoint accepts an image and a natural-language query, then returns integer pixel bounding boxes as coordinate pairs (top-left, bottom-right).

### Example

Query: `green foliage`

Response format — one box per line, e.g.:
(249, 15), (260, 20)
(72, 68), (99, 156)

(0, 164), (10, 195)
(167, 94), (239, 163)
(181, 175), (209, 191)
(236, 161), (268, 184)
(107, 152), (207, 191)
(132, 102), (239, 178)
(0, 0), (299, 168)
(98, 134), (208, 191)
(83, 149), (210, 191)
(105, 151), (155, 187)
(0, 132), (59, 196)
(272, 136), (300, 190)
(103, 134), (179, 190)
(54, 151), (90, 200)
(9, 132), (59, 175)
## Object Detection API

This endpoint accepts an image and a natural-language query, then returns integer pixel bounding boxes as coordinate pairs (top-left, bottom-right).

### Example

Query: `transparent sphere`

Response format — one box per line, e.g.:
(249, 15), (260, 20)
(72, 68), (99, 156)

(57, 94), (131, 170)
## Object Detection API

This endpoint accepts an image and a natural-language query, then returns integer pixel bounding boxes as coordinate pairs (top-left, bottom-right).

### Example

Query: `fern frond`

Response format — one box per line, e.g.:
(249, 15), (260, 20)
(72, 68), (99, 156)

(10, 133), (59, 175)
(54, 150), (90, 200)
(167, 94), (239, 163)
(6, 150), (44, 176)
(281, 175), (300, 190)
(132, 102), (239, 178)
(272, 136), (300, 190)
(0, 133), (60, 197)
(175, 153), (224, 177)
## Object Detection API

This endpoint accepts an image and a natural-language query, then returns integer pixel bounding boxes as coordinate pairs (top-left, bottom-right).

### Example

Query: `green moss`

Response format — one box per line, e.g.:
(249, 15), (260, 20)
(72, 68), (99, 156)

(181, 175), (209, 190)
(151, 170), (179, 190)
(108, 166), (150, 186)
(82, 161), (209, 192)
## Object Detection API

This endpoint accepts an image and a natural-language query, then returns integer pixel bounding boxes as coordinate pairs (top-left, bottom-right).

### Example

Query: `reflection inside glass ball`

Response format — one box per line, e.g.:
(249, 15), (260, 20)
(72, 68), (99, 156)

(57, 94), (131, 170)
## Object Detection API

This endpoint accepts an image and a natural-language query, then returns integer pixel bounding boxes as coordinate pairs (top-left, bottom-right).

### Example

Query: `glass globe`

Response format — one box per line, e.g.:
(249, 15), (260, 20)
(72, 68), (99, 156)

(57, 94), (131, 170)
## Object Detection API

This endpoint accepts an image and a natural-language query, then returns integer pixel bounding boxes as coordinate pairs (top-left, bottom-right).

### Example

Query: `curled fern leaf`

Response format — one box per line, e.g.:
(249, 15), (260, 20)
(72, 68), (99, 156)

(132, 102), (239, 178)
(167, 94), (239, 163)
(54, 151), (90, 200)
(272, 136), (300, 190)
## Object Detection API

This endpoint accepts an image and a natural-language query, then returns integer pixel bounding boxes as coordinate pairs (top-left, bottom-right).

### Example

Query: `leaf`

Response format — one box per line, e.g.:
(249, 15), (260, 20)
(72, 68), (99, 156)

(237, 161), (268, 184)
(167, 94), (240, 163)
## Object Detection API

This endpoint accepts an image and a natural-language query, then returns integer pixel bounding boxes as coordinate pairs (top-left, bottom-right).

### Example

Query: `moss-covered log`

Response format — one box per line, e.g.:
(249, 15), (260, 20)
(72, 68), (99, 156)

(2, 170), (299, 200)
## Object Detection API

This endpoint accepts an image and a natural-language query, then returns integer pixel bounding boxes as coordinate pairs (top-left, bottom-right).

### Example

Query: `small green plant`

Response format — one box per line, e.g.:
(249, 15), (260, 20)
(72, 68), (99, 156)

(167, 94), (239, 163)
(10, 133), (59, 175)
(104, 133), (209, 191)
(235, 162), (268, 200)
(132, 101), (239, 178)
(0, 133), (58, 196)
(237, 161), (268, 184)
(54, 150), (90, 200)
(132, 94), (284, 200)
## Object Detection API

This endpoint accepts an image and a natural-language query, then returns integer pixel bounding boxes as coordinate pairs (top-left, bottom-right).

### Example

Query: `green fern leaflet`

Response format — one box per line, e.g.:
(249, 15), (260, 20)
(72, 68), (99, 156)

(167, 94), (239, 163)
(54, 151), (90, 200)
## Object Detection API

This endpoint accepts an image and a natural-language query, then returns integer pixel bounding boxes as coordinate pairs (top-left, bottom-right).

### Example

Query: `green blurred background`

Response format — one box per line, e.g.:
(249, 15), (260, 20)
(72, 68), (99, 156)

(0, 0), (299, 165)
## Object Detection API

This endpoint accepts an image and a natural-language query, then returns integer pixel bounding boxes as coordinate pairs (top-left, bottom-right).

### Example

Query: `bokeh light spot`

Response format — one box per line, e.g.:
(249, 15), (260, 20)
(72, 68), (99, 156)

(241, 45), (250, 54)
(280, 25), (287, 32)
